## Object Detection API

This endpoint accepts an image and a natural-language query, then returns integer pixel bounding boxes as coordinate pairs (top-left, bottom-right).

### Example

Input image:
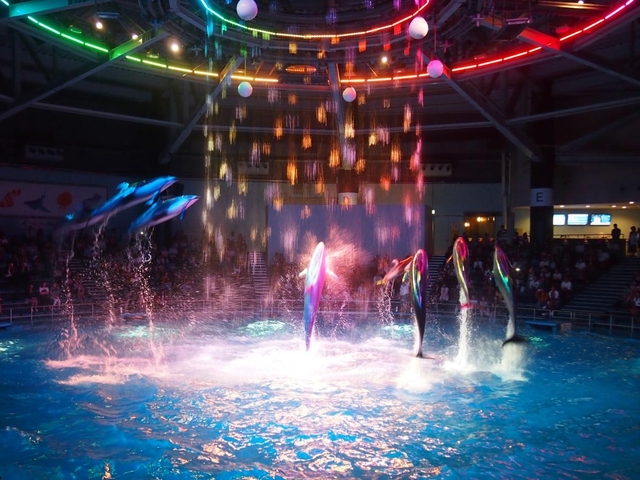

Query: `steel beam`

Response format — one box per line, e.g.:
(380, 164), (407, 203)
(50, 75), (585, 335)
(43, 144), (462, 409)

(560, 109), (640, 151)
(18, 32), (53, 82)
(437, 60), (543, 161)
(508, 95), (640, 123)
(0, 27), (169, 122)
(481, 16), (560, 51)
(0, 0), (112, 20)
(160, 56), (243, 164)
(327, 62), (348, 166)
(435, 0), (465, 28)
(482, 13), (640, 87)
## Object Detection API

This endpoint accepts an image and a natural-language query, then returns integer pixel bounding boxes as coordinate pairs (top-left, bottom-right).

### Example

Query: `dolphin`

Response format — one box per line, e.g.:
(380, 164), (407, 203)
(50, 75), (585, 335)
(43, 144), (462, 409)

(299, 242), (328, 351)
(408, 249), (428, 358)
(376, 255), (413, 285)
(493, 245), (527, 346)
(92, 176), (178, 219)
(60, 176), (177, 232)
(451, 237), (471, 309)
(127, 195), (199, 234)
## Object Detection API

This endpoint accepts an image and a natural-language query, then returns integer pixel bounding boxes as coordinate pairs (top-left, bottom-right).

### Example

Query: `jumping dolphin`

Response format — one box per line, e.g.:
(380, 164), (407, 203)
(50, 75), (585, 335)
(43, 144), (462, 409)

(376, 255), (413, 285)
(92, 176), (178, 219)
(299, 242), (328, 351)
(408, 249), (428, 358)
(493, 245), (526, 346)
(128, 195), (199, 234)
(451, 237), (471, 309)
(60, 176), (177, 232)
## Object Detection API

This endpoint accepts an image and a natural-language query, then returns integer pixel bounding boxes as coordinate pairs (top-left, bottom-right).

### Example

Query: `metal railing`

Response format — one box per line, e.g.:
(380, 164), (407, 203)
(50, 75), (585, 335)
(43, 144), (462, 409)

(2, 298), (638, 339)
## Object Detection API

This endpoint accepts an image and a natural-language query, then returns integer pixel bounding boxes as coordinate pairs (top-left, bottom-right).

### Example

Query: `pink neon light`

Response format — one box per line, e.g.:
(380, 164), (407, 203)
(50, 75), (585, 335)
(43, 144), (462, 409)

(606, 5), (626, 18)
(503, 51), (528, 61)
(335, 0), (635, 83)
(583, 18), (605, 31)
(478, 58), (503, 67)
(448, 0), (635, 76)
(559, 30), (582, 41)
(451, 65), (478, 72)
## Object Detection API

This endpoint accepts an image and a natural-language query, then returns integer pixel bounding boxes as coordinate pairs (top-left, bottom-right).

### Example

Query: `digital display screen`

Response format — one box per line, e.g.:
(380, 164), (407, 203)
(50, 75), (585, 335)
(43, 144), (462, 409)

(567, 213), (589, 226)
(589, 213), (612, 226)
(553, 214), (566, 226)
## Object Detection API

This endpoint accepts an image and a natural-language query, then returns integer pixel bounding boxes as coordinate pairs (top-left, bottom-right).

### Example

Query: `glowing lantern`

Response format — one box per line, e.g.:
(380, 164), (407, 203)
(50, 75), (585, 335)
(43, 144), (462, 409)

(236, 0), (258, 21)
(342, 86), (356, 102)
(238, 81), (253, 98)
(408, 16), (429, 40)
(427, 59), (444, 78)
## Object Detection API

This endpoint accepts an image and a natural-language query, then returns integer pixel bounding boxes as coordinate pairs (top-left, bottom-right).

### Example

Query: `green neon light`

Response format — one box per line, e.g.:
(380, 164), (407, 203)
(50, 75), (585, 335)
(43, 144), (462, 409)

(84, 42), (109, 53)
(61, 33), (84, 45)
(142, 59), (167, 68)
(39, 23), (61, 35)
(125, 55), (142, 62)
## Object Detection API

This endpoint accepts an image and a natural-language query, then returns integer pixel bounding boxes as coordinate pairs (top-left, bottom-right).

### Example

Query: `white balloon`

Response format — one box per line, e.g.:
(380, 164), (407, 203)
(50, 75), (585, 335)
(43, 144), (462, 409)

(238, 81), (253, 98)
(408, 17), (429, 40)
(342, 86), (357, 102)
(427, 59), (444, 78)
(236, 0), (258, 21)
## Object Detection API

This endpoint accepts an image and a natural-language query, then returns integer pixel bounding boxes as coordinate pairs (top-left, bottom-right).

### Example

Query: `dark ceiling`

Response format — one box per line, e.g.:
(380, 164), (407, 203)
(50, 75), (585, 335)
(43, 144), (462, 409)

(0, 0), (639, 186)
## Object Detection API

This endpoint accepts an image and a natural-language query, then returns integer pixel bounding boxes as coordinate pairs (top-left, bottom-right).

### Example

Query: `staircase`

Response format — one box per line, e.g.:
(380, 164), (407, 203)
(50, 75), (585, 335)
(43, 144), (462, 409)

(249, 251), (270, 299)
(428, 255), (446, 291)
(65, 257), (106, 301)
(563, 257), (640, 314)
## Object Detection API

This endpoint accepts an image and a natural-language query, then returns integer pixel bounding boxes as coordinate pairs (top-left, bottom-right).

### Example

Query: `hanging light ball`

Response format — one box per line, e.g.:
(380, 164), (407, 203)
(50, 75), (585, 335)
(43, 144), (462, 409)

(238, 81), (253, 98)
(427, 59), (444, 78)
(236, 0), (258, 21)
(408, 16), (429, 40)
(342, 86), (357, 102)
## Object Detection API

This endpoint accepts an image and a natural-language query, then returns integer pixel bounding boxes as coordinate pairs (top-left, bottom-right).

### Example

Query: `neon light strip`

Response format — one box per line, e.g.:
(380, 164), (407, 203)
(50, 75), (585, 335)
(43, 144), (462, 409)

(437, 0), (635, 78)
(197, 0), (431, 40)
(26, 15), (110, 52)
(2, 0), (635, 86)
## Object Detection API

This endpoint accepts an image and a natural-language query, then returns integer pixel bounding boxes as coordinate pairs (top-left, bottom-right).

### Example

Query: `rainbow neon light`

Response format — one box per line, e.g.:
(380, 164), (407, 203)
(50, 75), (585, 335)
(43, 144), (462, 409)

(197, 0), (431, 40)
(0, 0), (636, 85)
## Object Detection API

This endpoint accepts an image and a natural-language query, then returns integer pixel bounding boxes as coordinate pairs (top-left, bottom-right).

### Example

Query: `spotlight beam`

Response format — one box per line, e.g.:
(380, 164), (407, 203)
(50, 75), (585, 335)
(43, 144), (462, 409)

(0, 26), (169, 122)
(160, 56), (243, 165)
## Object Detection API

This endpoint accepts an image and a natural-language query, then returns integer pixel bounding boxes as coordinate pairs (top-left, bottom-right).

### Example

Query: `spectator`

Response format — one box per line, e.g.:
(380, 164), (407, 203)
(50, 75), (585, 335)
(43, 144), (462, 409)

(629, 227), (638, 256)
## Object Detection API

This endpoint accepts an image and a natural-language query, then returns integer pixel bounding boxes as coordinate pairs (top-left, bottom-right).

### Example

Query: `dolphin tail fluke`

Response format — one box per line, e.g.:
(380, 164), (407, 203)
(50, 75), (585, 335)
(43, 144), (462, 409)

(502, 334), (528, 346)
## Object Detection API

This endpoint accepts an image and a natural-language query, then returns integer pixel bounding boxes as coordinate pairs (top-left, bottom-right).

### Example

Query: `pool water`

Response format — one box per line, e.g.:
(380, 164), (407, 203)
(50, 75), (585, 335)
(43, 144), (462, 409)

(1, 315), (640, 479)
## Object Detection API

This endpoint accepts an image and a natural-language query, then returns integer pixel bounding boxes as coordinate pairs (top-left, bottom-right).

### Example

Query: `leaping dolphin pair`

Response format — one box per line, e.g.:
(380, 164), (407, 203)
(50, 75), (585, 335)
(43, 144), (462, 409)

(61, 176), (178, 232)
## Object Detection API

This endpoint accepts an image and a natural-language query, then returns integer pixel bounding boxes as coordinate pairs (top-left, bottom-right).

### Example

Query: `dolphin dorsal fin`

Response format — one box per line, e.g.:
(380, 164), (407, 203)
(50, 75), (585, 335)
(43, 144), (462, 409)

(116, 182), (129, 192)
(146, 190), (161, 206)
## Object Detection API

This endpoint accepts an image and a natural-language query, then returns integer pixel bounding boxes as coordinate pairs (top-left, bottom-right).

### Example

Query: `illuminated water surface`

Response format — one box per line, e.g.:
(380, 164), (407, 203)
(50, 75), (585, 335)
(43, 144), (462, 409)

(1, 315), (639, 479)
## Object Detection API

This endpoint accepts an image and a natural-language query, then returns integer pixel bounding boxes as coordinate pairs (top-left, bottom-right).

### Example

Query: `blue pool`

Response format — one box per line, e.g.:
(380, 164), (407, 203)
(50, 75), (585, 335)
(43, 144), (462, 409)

(1, 315), (640, 479)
